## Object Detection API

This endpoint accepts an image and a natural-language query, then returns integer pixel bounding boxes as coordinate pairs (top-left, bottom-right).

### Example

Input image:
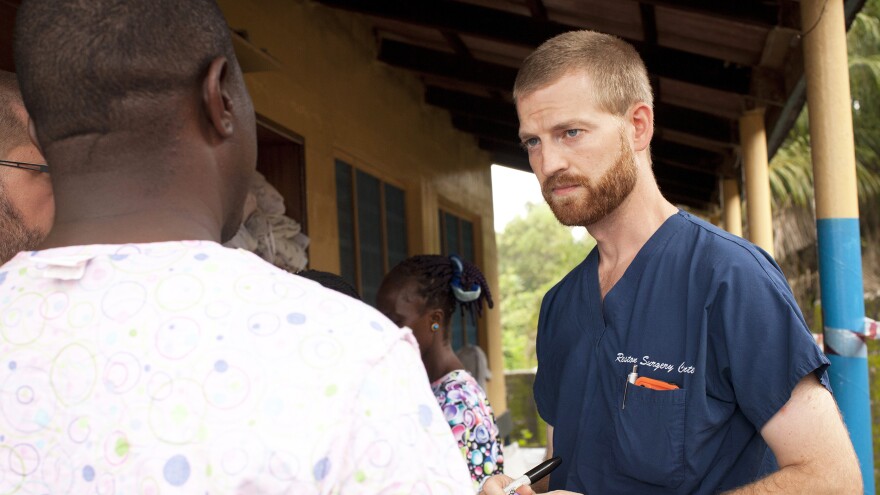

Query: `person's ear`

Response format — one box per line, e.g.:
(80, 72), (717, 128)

(629, 102), (654, 152)
(202, 56), (235, 139)
(27, 118), (44, 155)
(429, 309), (445, 329)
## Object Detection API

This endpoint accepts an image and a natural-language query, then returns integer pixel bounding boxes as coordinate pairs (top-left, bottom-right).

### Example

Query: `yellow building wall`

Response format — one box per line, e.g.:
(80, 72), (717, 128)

(218, 0), (508, 413)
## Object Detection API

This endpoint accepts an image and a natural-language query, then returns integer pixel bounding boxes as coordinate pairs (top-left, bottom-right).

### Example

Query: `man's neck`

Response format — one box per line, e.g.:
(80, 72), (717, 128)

(589, 181), (678, 298)
(41, 207), (221, 249)
(40, 138), (227, 249)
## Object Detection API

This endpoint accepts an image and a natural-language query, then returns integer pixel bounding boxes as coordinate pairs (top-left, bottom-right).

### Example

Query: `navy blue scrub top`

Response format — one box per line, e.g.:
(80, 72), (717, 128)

(534, 210), (829, 494)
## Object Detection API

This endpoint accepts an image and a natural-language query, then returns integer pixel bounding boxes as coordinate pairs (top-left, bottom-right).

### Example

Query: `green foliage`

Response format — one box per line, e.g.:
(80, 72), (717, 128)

(869, 337), (880, 491)
(505, 370), (549, 448)
(768, 124), (814, 208)
(497, 202), (595, 370)
(517, 428), (533, 447)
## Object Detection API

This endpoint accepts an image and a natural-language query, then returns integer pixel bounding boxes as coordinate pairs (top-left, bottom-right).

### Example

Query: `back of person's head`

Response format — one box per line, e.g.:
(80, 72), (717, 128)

(14, 0), (256, 243)
(382, 255), (494, 326)
(0, 70), (29, 158)
(513, 30), (653, 115)
(297, 269), (361, 300)
(14, 0), (242, 157)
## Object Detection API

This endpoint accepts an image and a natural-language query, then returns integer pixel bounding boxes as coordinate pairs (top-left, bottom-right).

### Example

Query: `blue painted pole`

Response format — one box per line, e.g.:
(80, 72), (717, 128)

(801, 0), (874, 491)
(819, 220), (873, 491)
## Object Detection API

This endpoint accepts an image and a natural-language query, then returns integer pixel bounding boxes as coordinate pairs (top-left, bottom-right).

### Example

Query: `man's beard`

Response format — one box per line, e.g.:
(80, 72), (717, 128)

(0, 182), (45, 264)
(541, 130), (639, 227)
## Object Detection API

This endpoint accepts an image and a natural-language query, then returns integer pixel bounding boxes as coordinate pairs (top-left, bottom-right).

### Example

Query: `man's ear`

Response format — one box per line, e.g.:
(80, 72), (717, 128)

(27, 118), (44, 155)
(202, 56), (234, 139)
(629, 102), (654, 153)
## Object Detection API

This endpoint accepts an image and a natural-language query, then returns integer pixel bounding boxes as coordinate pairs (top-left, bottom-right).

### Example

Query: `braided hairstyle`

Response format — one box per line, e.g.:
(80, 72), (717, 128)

(384, 255), (494, 327)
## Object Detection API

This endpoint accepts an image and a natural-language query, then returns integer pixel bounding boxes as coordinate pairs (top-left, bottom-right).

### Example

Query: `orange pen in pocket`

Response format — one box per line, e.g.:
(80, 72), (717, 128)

(634, 376), (680, 390)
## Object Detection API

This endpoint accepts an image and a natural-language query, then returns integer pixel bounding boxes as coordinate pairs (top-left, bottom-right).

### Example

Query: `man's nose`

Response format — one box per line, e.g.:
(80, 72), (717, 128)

(536, 142), (568, 178)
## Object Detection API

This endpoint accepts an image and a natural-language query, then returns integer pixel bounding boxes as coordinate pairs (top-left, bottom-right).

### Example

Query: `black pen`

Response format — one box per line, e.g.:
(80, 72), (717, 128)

(501, 456), (562, 494)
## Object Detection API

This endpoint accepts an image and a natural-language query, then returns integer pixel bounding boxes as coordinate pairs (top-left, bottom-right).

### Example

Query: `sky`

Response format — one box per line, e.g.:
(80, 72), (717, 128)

(490, 164), (544, 232)
(491, 164), (587, 239)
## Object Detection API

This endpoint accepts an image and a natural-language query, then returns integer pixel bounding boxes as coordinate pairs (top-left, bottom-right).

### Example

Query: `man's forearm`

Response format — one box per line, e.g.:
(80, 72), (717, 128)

(726, 375), (862, 495)
(722, 463), (860, 495)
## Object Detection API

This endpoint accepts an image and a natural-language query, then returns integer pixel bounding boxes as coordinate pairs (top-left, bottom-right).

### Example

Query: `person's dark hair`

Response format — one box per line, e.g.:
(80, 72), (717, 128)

(297, 269), (361, 300)
(0, 70), (29, 158)
(13, 0), (239, 151)
(384, 255), (494, 327)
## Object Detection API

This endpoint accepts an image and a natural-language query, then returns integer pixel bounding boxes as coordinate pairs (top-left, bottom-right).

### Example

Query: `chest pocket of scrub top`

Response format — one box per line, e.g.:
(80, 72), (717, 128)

(612, 381), (687, 488)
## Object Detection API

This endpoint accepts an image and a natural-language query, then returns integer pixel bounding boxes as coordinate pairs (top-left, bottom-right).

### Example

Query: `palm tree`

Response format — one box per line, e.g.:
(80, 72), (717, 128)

(769, 2), (880, 214)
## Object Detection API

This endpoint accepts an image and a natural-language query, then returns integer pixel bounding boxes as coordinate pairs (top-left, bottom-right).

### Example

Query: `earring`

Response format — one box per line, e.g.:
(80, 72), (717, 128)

(431, 323), (440, 332)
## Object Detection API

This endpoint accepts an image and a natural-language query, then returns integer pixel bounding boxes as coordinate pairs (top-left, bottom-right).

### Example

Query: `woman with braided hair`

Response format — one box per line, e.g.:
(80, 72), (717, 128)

(377, 254), (504, 488)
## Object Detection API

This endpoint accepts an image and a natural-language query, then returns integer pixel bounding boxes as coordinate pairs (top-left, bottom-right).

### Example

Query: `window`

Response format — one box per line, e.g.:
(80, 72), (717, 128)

(335, 160), (407, 305)
(438, 208), (478, 351)
(256, 119), (306, 231)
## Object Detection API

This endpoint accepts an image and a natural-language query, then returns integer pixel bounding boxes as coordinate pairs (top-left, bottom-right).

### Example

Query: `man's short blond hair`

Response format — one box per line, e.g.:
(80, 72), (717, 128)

(513, 30), (653, 116)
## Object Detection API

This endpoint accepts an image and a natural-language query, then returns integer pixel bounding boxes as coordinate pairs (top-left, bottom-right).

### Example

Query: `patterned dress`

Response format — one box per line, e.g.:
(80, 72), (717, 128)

(0, 241), (474, 494)
(431, 369), (504, 487)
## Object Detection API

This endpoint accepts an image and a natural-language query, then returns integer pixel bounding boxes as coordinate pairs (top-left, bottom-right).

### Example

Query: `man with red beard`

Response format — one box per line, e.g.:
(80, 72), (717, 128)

(481, 31), (859, 495)
(0, 70), (54, 263)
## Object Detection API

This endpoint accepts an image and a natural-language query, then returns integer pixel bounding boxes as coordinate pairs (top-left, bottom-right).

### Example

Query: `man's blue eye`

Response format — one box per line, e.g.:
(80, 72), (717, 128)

(565, 129), (580, 138)
(523, 137), (539, 148)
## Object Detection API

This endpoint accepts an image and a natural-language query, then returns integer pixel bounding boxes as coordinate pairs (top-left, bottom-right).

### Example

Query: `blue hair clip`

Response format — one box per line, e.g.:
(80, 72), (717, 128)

(450, 255), (481, 302)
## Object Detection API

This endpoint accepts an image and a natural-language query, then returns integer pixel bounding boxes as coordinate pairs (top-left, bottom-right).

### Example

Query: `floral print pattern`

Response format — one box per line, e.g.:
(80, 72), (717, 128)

(432, 369), (504, 487)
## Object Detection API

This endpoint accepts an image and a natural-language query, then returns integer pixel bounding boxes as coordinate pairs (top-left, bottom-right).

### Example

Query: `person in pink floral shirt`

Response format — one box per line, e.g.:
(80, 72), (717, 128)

(378, 255), (504, 488)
